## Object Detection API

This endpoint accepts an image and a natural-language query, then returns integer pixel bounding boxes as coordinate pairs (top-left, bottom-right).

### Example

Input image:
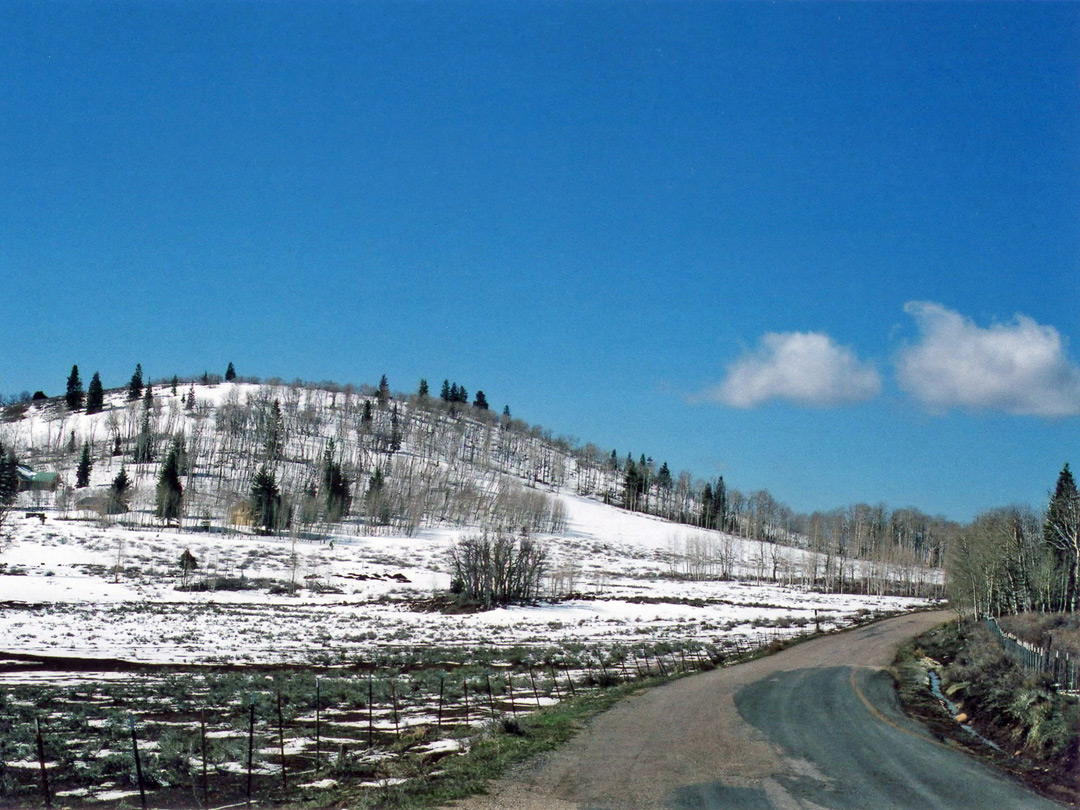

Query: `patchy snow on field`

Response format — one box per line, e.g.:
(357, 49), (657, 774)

(0, 490), (931, 667)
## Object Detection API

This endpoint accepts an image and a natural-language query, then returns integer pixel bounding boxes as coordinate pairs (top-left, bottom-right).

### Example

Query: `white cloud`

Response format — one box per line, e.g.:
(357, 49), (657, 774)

(896, 301), (1080, 417)
(705, 331), (881, 408)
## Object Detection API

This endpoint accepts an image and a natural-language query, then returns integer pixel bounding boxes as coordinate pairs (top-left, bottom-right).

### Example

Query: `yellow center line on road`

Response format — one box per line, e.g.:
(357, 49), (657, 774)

(848, 666), (952, 752)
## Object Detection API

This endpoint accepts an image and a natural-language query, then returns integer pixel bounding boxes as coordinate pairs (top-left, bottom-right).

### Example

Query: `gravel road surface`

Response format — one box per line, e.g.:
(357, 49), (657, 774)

(450, 610), (1062, 809)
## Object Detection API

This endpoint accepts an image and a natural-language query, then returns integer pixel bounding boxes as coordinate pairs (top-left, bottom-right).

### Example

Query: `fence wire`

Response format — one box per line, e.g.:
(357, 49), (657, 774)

(985, 618), (1078, 693)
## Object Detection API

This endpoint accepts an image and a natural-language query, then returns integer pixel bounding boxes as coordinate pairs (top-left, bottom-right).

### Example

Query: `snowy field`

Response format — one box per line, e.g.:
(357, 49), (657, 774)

(0, 493), (929, 668)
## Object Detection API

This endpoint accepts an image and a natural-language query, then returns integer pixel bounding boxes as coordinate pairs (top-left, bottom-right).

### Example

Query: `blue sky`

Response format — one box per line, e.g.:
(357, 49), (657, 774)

(2, 2), (1078, 522)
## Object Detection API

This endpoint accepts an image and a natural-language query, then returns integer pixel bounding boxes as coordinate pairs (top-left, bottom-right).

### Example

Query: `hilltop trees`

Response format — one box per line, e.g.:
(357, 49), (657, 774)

(65, 365), (84, 411)
(86, 372), (104, 414)
(225, 362), (236, 382)
(128, 364), (144, 401)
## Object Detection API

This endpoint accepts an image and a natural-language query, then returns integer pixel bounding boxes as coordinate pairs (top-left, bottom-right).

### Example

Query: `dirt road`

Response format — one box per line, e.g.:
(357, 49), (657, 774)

(450, 610), (1061, 809)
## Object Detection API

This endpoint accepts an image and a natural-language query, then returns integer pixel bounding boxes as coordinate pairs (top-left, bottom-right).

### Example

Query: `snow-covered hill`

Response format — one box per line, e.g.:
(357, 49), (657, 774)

(0, 380), (937, 667)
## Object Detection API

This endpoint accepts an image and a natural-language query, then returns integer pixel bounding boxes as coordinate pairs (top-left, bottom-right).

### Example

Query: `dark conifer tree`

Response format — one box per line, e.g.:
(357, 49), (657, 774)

(473, 390), (489, 410)
(361, 400), (373, 424)
(170, 376), (178, 395)
(418, 379), (429, 398)
(110, 464), (130, 511)
(701, 482), (715, 528)
(440, 379), (451, 402)
(1044, 463), (1080, 611)
(322, 440), (351, 522)
(0, 443), (19, 507)
(156, 446), (184, 522)
(458, 385), (468, 404)
(76, 442), (93, 488)
(449, 383), (459, 403)
(377, 374), (391, 406)
(128, 364), (144, 401)
(186, 385), (196, 410)
(389, 404), (402, 452)
(250, 465), (281, 535)
(0, 444), (17, 533)
(713, 477), (728, 532)
(86, 372), (105, 414)
(656, 462), (672, 490)
(225, 362), (236, 382)
(66, 365), (84, 410)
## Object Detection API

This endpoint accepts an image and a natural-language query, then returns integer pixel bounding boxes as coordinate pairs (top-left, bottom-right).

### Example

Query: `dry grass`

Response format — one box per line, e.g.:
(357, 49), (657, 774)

(998, 612), (1080, 658)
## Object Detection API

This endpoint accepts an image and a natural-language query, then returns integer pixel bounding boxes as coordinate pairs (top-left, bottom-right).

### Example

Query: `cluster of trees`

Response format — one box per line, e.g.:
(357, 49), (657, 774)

(13, 373), (564, 539)
(448, 529), (547, 606)
(949, 464), (1080, 617)
(58, 363), (240, 416)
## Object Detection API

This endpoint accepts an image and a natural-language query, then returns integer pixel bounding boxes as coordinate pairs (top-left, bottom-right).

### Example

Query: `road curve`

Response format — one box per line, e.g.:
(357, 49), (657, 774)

(449, 610), (1062, 810)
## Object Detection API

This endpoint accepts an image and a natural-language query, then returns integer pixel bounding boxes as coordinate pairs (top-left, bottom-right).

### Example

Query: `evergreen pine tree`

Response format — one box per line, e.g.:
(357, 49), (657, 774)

(86, 372), (105, 414)
(251, 465), (281, 535)
(449, 383), (459, 403)
(170, 376), (178, 395)
(0, 442), (19, 507)
(440, 379), (451, 402)
(109, 464), (130, 512)
(656, 462), (672, 490)
(65, 365), (84, 410)
(377, 374), (391, 406)
(76, 442), (93, 488)
(623, 456), (639, 511)
(701, 482), (715, 528)
(473, 390), (489, 410)
(389, 404), (402, 452)
(322, 439), (351, 522)
(156, 446), (184, 522)
(418, 379), (429, 398)
(713, 477), (728, 532)
(0, 444), (18, 533)
(225, 362), (236, 382)
(361, 400), (373, 424)
(458, 385), (468, 404)
(186, 385), (196, 410)
(1044, 463), (1080, 611)
(128, 364), (144, 401)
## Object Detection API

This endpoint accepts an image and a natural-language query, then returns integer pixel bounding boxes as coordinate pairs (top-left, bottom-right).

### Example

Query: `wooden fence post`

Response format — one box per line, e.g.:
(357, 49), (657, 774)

(486, 674), (497, 719)
(314, 678), (321, 772)
(368, 676), (375, 749)
(277, 691), (287, 791)
(129, 715), (147, 810)
(437, 677), (445, 729)
(247, 701), (255, 807)
(35, 718), (51, 810)
(200, 709), (209, 808)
